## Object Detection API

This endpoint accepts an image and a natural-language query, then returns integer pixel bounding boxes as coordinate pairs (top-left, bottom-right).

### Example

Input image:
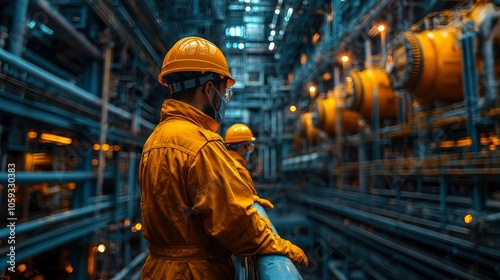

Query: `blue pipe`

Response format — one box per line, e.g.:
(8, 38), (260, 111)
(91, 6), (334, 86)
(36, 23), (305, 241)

(0, 48), (132, 120)
(111, 252), (148, 280)
(29, 0), (101, 60)
(252, 203), (303, 280)
(9, 0), (29, 56)
(0, 170), (114, 184)
(0, 200), (112, 236)
(478, 11), (500, 109)
(0, 213), (113, 268)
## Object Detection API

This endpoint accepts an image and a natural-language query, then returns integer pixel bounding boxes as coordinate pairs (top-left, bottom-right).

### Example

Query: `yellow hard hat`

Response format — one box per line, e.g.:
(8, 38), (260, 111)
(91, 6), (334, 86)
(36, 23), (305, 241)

(158, 36), (235, 89)
(225, 124), (255, 144)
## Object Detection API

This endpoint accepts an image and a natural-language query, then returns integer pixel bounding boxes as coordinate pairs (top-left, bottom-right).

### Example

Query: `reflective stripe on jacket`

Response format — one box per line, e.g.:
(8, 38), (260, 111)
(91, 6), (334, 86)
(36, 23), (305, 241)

(139, 99), (296, 279)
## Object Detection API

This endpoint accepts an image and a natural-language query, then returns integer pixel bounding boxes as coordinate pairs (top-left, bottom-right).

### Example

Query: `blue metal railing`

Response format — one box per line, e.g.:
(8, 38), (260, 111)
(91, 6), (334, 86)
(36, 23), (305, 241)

(250, 203), (303, 280)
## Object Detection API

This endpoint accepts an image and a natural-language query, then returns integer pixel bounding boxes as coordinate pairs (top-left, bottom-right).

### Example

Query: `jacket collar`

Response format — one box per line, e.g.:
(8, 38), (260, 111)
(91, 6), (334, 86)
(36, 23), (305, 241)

(228, 149), (247, 166)
(160, 99), (220, 132)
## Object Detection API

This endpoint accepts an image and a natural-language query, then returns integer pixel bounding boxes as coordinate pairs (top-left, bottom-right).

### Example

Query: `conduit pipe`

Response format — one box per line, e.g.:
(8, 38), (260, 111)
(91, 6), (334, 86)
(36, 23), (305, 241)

(9, 0), (29, 56)
(0, 171), (106, 184)
(478, 11), (500, 109)
(0, 47), (132, 120)
(0, 200), (112, 236)
(0, 213), (112, 268)
(111, 1), (160, 63)
(29, 0), (101, 60)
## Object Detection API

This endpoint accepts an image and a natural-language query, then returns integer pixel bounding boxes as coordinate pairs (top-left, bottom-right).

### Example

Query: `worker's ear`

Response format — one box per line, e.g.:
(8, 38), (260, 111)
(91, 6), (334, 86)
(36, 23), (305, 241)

(202, 81), (214, 97)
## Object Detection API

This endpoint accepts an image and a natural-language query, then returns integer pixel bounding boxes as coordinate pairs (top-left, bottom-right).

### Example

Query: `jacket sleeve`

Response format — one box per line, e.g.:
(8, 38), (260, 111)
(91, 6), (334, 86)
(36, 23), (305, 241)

(188, 140), (296, 258)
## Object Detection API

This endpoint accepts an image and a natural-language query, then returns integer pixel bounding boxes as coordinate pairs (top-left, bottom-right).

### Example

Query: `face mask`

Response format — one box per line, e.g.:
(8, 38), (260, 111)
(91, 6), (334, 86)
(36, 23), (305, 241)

(243, 143), (254, 161)
(206, 87), (227, 124)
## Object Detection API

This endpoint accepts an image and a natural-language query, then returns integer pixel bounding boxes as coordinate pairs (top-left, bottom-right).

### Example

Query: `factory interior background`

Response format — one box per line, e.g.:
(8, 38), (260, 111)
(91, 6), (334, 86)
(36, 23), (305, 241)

(1, 0), (500, 279)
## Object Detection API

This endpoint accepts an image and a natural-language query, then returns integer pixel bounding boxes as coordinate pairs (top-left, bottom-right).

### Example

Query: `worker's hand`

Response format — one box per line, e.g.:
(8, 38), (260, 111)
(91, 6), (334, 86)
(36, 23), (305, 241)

(253, 195), (275, 209)
(288, 244), (309, 267)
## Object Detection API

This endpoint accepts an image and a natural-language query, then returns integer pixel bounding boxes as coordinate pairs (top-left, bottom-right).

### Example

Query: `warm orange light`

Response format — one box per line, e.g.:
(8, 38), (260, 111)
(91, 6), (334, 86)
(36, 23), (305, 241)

(322, 72), (332, 81)
(464, 214), (473, 224)
(289, 105), (297, 112)
(18, 264), (27, 273)
(312, 33), (320, 44)
(40, 133), (72, 145)
(102, 144), (110, 152)
(124, 218), (131, 227)
(300, 53), (307, 65)
(135, 223), (142, 231)
(341, 55), (349, 63)
(97, 244), (106, 253)
(439, 141), (455, 148)
(309, 86), (316, 93)
(378, 25), (385, 32)
(456, 137), (472, 147)
(92, 159), (98, 166)
(93, 144), (100, 150)
(27, 131), (38, 139)
(65, 264), (74, 273)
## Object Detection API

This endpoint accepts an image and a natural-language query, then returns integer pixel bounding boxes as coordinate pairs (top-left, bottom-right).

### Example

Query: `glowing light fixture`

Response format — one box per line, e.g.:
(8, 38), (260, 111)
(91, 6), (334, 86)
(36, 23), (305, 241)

(97, 244), (106, 253)
(464, 214), (473, 224)
(40, 133), (72, 145)
(18, 264), (27, 273)
(135, 223), (143, 231)
(27, 131), (38, 139)
(268, 42), (275, 51)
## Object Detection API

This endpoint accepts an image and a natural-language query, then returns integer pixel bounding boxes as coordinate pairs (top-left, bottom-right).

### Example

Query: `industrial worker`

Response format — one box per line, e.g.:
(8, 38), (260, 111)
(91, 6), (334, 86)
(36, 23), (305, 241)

(225, 123), (274, 209)
(138, 36), (308, 279)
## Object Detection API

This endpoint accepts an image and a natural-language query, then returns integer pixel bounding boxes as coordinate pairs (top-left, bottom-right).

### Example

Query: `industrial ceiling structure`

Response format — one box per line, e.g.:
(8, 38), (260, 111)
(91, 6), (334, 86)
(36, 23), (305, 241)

(1, 0), (500, 279)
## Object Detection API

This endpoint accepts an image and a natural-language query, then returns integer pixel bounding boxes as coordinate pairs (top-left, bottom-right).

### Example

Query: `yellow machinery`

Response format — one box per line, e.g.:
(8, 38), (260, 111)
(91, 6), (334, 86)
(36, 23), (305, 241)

(390, 2), (499, 103)
(390, 28), (464, 102)
(344, 68), (399, 121)
(297, 112), (319, 147)
(313, 96), (359, 136)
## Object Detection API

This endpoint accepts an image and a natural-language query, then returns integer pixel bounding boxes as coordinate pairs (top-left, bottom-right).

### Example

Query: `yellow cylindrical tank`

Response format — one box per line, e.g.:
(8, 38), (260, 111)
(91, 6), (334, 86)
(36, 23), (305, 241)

(298, 112), (319, 146)
(344, 68), (399, 120)
(312, 96), (359, 136)
(390, 28), (463, 102)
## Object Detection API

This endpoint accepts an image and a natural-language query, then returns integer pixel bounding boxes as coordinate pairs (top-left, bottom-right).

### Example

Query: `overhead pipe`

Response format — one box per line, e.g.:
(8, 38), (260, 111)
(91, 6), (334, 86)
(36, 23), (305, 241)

(0, 212), (113, 269)
(86, 0), (159, 78)
(29, 0), (101, 60)
(0, 47), (132, 120)
(127, 0), (167, 53)
(96, 38), (112, 212)
(0, 171), (112, 184)
(478, 11), (500, 109)
(112, 1), (161, 63)
(0, 200), (112, 236)
(365, 38), (372, 68)
(9, 0), (29, 56)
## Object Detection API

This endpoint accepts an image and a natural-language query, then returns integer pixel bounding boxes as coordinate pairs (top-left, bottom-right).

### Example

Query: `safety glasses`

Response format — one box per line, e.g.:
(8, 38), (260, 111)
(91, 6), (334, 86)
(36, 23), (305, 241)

(247, 142), (255, 153)
(223, 87), (233, 103)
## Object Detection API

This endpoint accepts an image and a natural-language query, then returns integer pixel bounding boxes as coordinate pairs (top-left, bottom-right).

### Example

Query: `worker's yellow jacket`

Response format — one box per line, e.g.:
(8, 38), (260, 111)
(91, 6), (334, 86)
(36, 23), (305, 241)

(139, 99), (297, 279)
(227, 149), (257, 195)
